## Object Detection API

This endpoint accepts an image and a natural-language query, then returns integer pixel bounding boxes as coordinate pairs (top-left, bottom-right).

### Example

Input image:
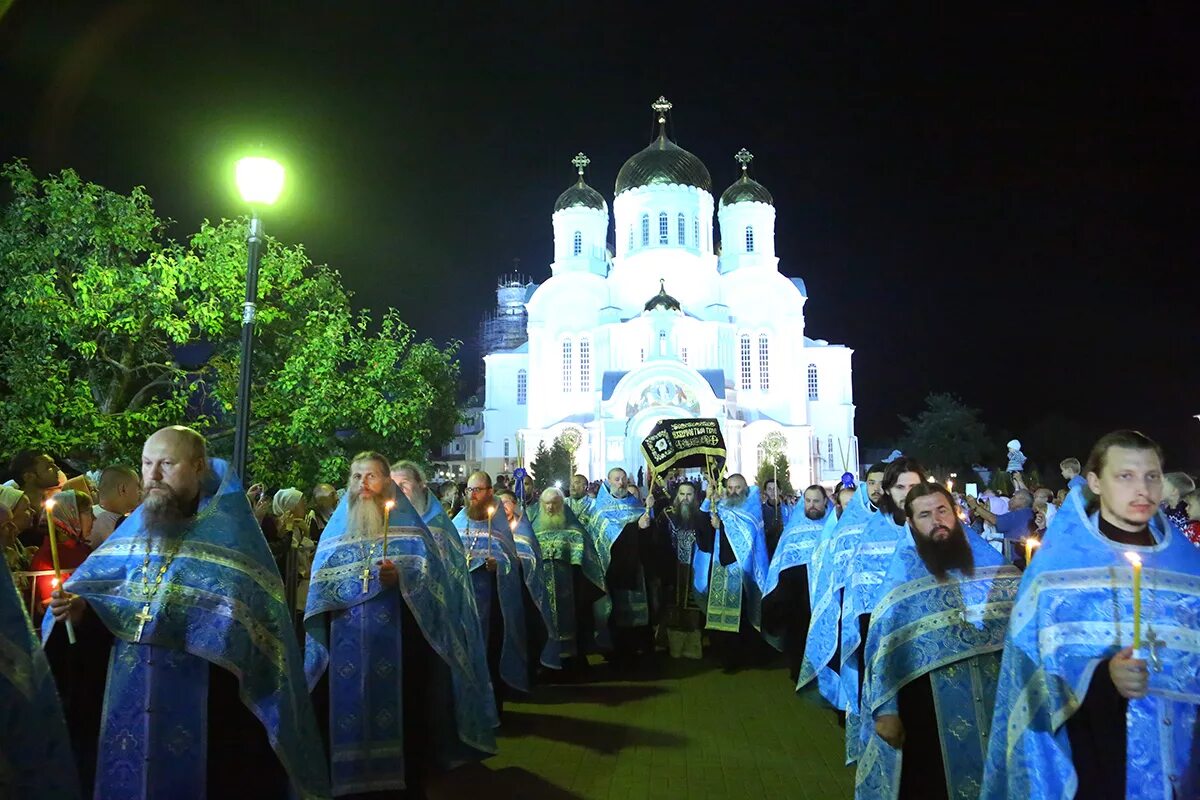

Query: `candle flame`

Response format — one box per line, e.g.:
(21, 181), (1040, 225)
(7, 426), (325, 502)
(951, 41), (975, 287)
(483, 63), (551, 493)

(488, 505), (495, 516)
(384, 500), (395, 511)
(44, 499), (55, 511)
(51, 577), (59, 588)
(1028, 539), (1040, 551)
(1124, 551), (1142, 567)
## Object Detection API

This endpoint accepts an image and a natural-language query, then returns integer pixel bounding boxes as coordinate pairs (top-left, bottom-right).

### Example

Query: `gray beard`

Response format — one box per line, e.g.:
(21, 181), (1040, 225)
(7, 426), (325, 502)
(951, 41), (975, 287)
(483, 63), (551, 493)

(610, 487), (628, 499)
(348, 493), (386, 537)
(725, 493), (746, 508)
(534, 511), (567, 532)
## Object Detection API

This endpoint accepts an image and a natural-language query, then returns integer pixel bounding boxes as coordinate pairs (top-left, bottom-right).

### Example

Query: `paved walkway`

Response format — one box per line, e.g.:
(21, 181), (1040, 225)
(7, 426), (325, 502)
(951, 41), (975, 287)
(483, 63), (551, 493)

(434, 654), (855, 800)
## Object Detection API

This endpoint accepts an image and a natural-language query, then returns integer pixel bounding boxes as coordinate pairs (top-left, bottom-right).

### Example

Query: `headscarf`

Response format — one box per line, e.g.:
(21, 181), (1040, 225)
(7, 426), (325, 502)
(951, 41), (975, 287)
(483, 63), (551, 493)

(47, 490), (89, 542)
(272, 487), (304, 519)
(0, 485), (24, 512)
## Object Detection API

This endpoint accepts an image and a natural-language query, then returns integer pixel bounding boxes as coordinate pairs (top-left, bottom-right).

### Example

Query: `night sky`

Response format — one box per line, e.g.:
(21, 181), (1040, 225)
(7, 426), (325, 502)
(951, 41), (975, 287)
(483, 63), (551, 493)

(3, 3), (1197, 470)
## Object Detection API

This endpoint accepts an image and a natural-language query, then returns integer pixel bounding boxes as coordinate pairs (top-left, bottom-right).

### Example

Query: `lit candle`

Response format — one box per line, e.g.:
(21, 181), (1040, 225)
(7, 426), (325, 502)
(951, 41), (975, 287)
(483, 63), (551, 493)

(487, 505), (495, 560)
(946, 479), (954, 492)
(1124, 551), (1143, 649)
(383, 500), (395, 559)
(44, 500), (76, 645)
(1024, 537), (1039, 566)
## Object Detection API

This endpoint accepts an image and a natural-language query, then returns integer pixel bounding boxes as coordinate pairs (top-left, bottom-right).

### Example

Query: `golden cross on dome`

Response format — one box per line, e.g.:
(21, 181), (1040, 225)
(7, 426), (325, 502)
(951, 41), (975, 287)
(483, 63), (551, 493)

(571, 152), (590, 177)
(652, 96), (673, 124)
(735, 148), (754, 173)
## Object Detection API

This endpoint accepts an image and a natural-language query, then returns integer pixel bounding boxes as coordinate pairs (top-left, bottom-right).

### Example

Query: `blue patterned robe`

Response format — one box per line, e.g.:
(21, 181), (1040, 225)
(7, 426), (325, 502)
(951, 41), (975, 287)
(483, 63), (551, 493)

(526, 503), (607, 659)
(452, 510), (537, 691)
(798, 484), (877, 706)
(981, 488), (1200, 800)
(585, 484), (647, 641)
(306, 490), (497, 795)
(2, 556), (79, 799)
(762, 503), (834, 652)
(44, 459), (329, 799)
(565, 495), (595, 528)
(696, 486), (770, 633)
(840, 510), (908, 763)
(510, 513), (562, 669)
(855, 528), (1020, 799)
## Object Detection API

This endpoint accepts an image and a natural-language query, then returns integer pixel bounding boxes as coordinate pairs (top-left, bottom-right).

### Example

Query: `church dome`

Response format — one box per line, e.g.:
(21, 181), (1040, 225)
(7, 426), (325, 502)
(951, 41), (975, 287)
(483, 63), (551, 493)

(615, 97), (711, 196)
(719, 148), (773, 207)
(644, 279), (682, 313)
(554, 179), (606, 212)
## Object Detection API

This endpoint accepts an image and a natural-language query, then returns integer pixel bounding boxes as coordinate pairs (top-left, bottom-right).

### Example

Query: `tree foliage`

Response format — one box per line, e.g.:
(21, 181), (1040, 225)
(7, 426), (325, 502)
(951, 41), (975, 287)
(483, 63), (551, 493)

(528, 437), (574, 492)
(0, 161), (460, 487)
(754, 452), (794, 497)
(898, 393), (992, 479)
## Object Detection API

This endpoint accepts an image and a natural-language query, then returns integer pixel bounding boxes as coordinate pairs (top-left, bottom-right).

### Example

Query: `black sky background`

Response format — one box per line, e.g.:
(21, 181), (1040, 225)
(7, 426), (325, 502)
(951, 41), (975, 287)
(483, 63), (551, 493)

(2, 2), (1198, 471)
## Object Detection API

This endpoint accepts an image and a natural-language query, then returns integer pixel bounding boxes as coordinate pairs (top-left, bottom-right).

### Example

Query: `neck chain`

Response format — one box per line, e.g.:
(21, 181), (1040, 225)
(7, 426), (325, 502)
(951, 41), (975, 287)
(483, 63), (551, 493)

(141, 538), (182, 601)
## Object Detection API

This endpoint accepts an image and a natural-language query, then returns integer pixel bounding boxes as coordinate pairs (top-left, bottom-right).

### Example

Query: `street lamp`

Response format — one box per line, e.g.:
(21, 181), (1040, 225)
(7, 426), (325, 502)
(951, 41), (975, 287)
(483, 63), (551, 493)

(231, 156), (284, 482)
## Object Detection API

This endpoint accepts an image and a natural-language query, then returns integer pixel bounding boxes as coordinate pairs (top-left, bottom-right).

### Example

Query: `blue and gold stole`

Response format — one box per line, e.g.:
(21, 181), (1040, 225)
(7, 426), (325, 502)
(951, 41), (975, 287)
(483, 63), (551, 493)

(306, 490), (497, 795)
(510, 514), (561, 669)
(2, 556), (79, 799)
(799, 484), (876, 705)
(451, 509), (532, 692)
(765, 502), (833, 598)
(586, 484), (647, 634)
(856, 529), (1019, 800)
(527, 504), (607, 658)
(695, 486), (769, 633)
(45, 459), (329, 800)
(981, 488), (1200, 800)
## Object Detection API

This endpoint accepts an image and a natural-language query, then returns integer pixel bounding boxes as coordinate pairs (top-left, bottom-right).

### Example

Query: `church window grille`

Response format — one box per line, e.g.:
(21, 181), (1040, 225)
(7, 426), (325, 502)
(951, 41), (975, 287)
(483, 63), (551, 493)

(693, 216), (700, 248)
(828, 435), (835, 470)
(516, 369), (527, 405)
(658, 212), (669, 245)
(641, 214), (650, 247)
(562, 340), (573, 393)
(745, 225), (755, 253)
(739, 335), (752, 390)
(681, 347), (688, 365)
(572, 230), (582, 256)
(677, 213), (686, 244)
(758, 335), (770, 391)
(658, 329), (667, 356)
(579, 339), (592, 392)
(640, 348), (645, 363)
(504, 439), (510, 457)
(628, 224), (634, 250)
(807, 364), (819, 400)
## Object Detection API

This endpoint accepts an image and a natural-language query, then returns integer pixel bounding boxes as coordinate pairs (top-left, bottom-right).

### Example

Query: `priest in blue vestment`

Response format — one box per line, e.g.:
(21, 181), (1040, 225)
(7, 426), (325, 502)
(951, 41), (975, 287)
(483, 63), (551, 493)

(763, 484), (833, 680)
(982, 431), (1200, 800)
(497, 488), (561, 677)
(696, 474), (770, 669)
(305, 453), (497, 797)
(2, 550), (79, 799)
(526, 486), (606, 670)
(798, 479), (878, 707)
(45, 426), (329, 799)
(565, 473), (595, 527)
(452, 471), (541, 711)
(855, 482), (1021, 800)
(839, 457), (927, 764)
(585, 467), (652, 667)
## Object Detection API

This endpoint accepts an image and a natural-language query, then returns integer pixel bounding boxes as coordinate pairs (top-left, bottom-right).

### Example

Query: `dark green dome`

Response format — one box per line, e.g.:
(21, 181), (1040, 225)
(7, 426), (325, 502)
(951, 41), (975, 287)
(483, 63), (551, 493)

(554, 179), (606, 212)
(616, 133), (712, 196)
(720, 174), (774, 207)
(644, 279), (682, 312)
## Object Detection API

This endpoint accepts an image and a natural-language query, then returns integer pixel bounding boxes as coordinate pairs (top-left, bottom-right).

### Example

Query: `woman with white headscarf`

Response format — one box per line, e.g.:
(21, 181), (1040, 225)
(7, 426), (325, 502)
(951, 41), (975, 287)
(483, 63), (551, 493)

(270, 487), (316, 614)
(1, 484), (37, 578)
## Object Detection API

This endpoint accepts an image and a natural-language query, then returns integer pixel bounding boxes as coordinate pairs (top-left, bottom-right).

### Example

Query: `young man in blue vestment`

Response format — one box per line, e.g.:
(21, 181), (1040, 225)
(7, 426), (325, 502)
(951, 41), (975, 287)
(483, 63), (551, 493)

(565, 473), (595, 526)
(983, 431), (1200, 800)
(305, 453), (497, 798)
(762, 484), (831, 681)
(856, 482), (1020, 800)
(46, 426), (329, 799)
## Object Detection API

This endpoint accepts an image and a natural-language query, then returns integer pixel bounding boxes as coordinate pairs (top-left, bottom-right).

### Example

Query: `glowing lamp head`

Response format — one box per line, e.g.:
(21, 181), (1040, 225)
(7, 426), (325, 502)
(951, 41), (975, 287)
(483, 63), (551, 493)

(1124, 551), (1142, 567)
(236, 156), (285, 206)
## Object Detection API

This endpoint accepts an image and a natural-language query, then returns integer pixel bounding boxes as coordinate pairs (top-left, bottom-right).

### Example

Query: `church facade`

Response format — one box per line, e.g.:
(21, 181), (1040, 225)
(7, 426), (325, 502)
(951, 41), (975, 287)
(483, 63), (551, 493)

(472, 98), (857, 488)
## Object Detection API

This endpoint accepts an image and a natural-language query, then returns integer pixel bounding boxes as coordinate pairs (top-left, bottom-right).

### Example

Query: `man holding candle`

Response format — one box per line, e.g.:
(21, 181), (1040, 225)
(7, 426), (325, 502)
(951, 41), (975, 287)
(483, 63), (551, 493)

(982, 430), (1200, 800)
(452, 471), (535, 713)
(44, 426), (329, 799)
(856, 482), (1021, 799)
(306, 453), (496, 797)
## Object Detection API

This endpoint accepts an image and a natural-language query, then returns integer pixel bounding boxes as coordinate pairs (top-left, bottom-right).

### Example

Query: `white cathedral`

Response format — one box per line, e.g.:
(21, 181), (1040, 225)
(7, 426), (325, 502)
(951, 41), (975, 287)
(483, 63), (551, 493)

(455, 97), (858, 488)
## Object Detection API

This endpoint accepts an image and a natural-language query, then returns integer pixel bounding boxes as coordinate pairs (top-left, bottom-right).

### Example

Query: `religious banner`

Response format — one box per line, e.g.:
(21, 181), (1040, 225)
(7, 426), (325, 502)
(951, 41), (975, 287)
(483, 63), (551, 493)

(640, 417), (726, 478)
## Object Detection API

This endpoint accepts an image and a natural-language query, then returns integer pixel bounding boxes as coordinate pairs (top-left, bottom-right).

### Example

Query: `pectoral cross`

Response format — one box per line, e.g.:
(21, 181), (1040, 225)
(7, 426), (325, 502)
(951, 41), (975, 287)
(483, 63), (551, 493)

(360, 566), (372, 594)
(134, 603), (153, 642)
(1145, 626), (1164, 673)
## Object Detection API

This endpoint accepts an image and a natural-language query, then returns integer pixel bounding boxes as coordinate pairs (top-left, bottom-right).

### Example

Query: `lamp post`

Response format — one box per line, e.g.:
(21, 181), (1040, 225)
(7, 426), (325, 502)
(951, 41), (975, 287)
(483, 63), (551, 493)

(232, 156), (284, 482)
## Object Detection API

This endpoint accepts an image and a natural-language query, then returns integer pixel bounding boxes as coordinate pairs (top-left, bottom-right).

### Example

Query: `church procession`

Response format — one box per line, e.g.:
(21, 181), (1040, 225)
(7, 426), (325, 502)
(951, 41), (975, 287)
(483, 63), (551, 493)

(3, 97), (1199, 800)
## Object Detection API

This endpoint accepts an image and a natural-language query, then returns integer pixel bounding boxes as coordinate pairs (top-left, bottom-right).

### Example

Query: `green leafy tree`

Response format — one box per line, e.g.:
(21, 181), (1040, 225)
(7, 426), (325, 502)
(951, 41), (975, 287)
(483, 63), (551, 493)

(528, 437), (574, 492)
(755, 452), (794, 497)
(0, 161), (461, 486)
(898, 393), (992, 480)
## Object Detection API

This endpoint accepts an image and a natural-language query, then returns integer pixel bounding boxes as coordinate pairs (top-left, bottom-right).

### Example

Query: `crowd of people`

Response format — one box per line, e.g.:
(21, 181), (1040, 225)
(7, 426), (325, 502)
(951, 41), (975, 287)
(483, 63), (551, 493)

(1, 425), (1198, 799)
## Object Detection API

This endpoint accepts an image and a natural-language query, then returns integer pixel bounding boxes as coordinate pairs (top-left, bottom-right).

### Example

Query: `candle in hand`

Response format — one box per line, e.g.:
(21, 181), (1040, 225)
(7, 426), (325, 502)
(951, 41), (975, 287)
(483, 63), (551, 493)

(1124, 551), (1143, 648)
(1024, 537), (1039, 566)
(44, 499), (76, 645)
(382, 500), (395, 558)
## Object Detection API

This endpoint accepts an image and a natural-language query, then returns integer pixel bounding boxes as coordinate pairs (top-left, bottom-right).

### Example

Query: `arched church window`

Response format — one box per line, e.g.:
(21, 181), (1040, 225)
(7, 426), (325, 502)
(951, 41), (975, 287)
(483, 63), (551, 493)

(658, 329), (667, 356)
(658, 212), (669, 245)
(739, 335), (752, 390)
(641, 214), (650, 247)
(562, 340), (573, 393)
(516, 369), (527, 405)
(745, 225), (755, 253)
(693, 216), (699, 249)
(579, 339), (591, 392)
(677, 213), (686, 245)
(628, 224), (634, 251)
(807, 364), (819, 400)
(828, 435), (835, 470)
(572, 230), (582, 256)
(504, 439), (510, 457)
(758, 334), (770, 391)
(680, 347), (688, 365)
